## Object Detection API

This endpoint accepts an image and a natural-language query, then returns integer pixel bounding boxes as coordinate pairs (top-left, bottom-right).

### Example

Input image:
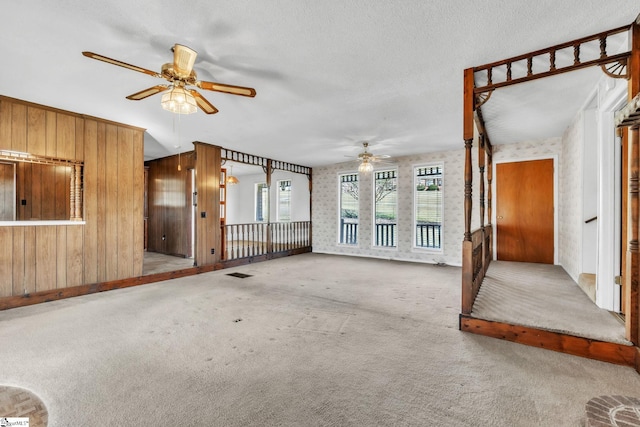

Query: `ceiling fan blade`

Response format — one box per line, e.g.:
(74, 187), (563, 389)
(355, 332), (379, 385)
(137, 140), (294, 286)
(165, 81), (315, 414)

(172, 44), (198, 78)
(196, 81), (256, 97)
(82, 51), (160, 78)
(188, 90), (219, 114)
(126, 85), (170, 100)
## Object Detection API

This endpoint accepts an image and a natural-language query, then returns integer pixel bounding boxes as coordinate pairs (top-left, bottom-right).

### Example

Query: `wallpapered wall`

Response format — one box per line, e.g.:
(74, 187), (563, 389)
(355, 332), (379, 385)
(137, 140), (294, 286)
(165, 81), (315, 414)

(312, 148), (475, 266)
(560, 112), (584, 282)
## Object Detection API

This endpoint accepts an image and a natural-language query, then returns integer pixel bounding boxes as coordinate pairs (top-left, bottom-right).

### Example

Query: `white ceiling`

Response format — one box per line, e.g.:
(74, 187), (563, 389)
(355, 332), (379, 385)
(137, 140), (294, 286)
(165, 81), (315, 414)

(1, 1), (638, 168)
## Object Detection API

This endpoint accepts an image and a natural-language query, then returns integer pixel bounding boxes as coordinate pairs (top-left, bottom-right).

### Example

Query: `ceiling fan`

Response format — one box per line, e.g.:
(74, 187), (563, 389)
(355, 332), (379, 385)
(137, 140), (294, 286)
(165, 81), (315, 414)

(82, 44), (256, 114)
(354, 142), (391, 172)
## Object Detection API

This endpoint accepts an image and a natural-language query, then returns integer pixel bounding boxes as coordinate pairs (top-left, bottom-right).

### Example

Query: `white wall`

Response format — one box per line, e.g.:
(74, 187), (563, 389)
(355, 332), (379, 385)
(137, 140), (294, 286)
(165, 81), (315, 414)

(312, 148), (467, 266)
(226, 168), (310, 225)
(560, 112), (584, 282)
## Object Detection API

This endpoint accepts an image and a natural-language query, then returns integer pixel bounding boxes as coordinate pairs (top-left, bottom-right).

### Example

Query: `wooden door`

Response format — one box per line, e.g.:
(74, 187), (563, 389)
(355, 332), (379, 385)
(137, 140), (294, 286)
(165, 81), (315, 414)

(0, 162), (15, 221)
(496, 159), (554, 263)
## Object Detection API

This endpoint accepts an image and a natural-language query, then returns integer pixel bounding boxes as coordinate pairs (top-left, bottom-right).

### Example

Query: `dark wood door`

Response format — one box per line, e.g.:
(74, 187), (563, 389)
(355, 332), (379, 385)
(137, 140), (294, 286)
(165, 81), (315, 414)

(496, 159), (554, 263)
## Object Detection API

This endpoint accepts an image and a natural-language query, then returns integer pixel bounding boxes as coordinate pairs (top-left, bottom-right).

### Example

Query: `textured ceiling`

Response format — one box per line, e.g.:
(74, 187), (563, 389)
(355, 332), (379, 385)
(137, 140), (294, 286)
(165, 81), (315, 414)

(0, 1), (638, 167)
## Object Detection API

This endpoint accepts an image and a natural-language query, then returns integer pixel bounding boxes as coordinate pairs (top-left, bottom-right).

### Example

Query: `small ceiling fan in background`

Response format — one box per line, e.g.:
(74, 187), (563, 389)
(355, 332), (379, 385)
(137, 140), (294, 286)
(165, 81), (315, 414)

(82, 44), (256, 114)
(353, 142), (392, 172)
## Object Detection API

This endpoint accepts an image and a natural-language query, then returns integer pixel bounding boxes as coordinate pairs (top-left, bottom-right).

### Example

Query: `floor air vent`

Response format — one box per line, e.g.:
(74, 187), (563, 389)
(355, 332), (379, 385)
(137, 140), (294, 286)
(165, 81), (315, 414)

(227, 272), (253, 279)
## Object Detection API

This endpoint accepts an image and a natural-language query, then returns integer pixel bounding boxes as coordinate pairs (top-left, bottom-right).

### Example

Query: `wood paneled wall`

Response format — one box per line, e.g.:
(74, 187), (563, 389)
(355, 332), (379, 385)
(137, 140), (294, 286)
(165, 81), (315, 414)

(0, 96), (145, 299)
(146, 152), (195, 257)
(15, 163), (71, 220)
(194, 142), (221, 265)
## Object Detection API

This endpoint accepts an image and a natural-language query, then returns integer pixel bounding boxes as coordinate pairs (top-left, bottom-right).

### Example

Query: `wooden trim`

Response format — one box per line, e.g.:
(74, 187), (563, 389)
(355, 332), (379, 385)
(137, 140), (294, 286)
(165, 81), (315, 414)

(474, 25), (631, 92)
(0, 247), (312, 311)
(460, 314), (638, 368)
(218, 246), (312, 269)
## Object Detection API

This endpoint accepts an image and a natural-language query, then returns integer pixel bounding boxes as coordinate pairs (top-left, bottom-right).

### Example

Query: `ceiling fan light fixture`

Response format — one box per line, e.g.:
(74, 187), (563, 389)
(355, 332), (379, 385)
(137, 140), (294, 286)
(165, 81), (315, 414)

(161, 86), (197, 114)
(359, 160), (374, 173)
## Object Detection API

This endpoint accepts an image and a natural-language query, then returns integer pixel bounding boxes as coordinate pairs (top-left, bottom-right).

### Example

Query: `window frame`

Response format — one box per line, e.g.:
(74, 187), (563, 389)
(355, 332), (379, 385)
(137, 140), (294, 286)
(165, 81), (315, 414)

(254, 182), (269, 222)
(337, 172), (359, 246)
(413, 163), (444, 252)
(276, 179), (292, 222)
(372, 168), (398, 249)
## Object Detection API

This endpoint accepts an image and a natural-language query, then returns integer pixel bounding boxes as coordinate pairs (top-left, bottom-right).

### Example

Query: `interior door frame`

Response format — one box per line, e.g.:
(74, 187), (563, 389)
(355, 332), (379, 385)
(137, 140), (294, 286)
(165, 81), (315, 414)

(492, 154), (559, 264)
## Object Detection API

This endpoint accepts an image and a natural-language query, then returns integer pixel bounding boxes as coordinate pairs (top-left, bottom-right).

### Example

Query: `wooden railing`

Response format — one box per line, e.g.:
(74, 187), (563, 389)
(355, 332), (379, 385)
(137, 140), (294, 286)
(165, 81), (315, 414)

(461, 225), (492, 314)
(223, 221), (311, 260)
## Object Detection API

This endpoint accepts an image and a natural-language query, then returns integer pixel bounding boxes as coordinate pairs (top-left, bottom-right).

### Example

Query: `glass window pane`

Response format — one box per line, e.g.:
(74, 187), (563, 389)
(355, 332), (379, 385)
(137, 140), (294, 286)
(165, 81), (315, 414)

(339, 173), (358, 245)
(255, 183), (268, 222)
(277, 180), (291, 221)
(414, 165), (443, 249)
(374, 169), (397, 247)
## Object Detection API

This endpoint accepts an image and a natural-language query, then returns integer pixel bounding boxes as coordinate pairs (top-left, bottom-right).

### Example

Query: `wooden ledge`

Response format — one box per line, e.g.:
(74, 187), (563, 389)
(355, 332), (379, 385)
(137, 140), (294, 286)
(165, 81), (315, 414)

(459, 314), (638, 370)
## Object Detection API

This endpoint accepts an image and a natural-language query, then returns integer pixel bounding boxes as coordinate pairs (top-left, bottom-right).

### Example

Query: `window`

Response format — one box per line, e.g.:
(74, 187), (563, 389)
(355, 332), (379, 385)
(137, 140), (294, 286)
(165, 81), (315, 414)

(255, 183), (269, 222)
(414, 165), (443, 249)
(277, 179), (291, 221)
(339, 173), (358, 245)
(374, 169), (397, 247)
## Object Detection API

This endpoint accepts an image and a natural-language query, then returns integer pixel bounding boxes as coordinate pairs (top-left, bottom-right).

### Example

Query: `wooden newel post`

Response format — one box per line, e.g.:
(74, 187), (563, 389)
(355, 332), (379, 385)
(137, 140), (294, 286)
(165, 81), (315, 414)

(265, 159), (273, 253)
(627, 126), (639, 345)
(461, 67), (475, 315)
(70, 164), (83, 221)
(479, 135), (486, 230)
(625, 17), (640, 348)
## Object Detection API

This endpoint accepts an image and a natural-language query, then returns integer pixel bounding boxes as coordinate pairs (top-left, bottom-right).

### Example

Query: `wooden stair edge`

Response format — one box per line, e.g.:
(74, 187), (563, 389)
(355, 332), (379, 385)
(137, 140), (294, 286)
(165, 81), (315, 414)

(459, 314), (638, 369)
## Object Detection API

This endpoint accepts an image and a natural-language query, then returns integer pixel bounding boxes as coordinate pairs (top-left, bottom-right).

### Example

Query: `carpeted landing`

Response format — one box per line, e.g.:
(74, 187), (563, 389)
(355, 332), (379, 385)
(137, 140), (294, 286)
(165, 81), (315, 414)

(472, 261), (629, 345)
(0, 253), (639, 426)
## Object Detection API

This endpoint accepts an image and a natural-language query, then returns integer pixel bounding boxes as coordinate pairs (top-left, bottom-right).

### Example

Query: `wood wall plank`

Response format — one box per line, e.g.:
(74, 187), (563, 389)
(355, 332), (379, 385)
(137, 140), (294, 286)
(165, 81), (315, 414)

(132, 130), (144, 276)
(194, 143), (221, 265)
(75, 117), (84, 162)
(56, 114), (75, 160)
(83, 120), (98, 284)
(104, 124), (119, 281)
(11, 103), (27, 153)
(0, 162), (14, 221)
(117, 127), (134, 279)
(56, 227), (67, 288)
(66, 226), (84, 287)
(96, 122), (107, 283)
(41, 164), (55, 219)
(23, 227), (36, 294)
(30, 163), (42, 219)
(0, 100), (11, 148)
(27, 107), (46, 157)
(0, 227), (13, 297)
(35, 226), (57, 292)
(45, 110), (57, 158)
(12, 227), (24, 296)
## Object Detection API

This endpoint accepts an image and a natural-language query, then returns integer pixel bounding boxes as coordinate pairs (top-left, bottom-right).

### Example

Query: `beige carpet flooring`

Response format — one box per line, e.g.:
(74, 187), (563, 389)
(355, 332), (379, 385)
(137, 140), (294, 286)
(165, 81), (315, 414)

(472, 261), (629, 345)
(142, 251), (194, 275)
(0, 253), (639, 426)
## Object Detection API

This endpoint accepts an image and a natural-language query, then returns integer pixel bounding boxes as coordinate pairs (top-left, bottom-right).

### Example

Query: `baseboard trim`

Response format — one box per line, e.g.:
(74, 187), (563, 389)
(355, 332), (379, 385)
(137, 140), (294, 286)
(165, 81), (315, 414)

(0, 247), (312, 311)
